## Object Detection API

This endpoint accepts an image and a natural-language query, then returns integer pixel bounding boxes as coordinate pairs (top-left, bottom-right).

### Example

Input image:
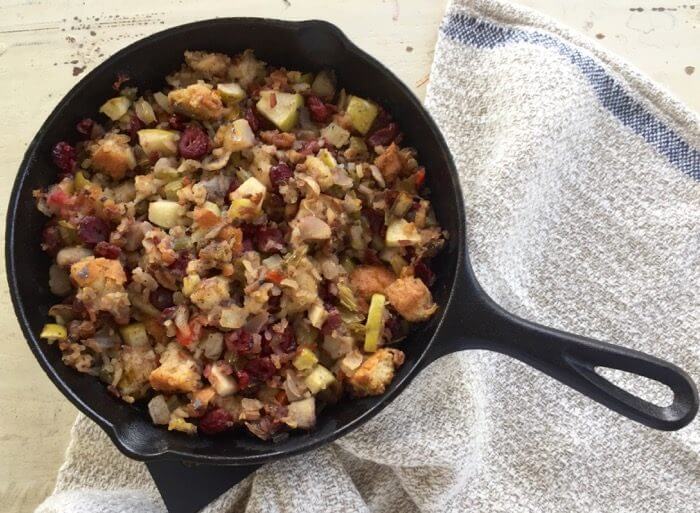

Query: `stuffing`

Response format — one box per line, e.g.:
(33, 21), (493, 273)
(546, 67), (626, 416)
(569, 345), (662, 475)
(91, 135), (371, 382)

(90, 133), (136, 180)
(117, 346), (157, 400)
(349, 265), (396, 302)
(149, 342), (202, 393)
(184, 50), (231, 80)
(373, 143), (403, 184)
(348, 348), (405, 396)
(168, 83), (225, 121)
(385, 277), (437, 322)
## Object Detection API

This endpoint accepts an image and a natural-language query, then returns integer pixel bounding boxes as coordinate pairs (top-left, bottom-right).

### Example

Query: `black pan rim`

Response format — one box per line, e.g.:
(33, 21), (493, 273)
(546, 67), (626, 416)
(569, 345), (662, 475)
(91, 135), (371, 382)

(6, 17), (468, 465)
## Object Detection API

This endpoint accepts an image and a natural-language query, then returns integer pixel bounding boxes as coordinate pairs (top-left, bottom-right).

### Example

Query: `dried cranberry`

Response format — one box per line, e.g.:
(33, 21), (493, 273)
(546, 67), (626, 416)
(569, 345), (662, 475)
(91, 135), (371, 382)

(77, 216), (110, 245)
(236, 370), (251, 389)
(269, 162), (293, 191)
(306, 95), (336, 123)
(76, 118), (95, 137)
(178, 125), (210, 160)
(198, 408), (234, 435)
(255, 226), (285, 254)
(363, 208), (386, 237)
(160, 306), (177, 322)
(41, 224), (62, 256)
(245, 107), (260, 132)
(93, 241), (121, 259)
(321, 309), (342, 336)
(227, 178), (241, 195)
(150, 287), (175, 311)
(168, 113), (186, 130)
(318, 280), (335, 304)
(384, 314), (401, 340)
(225, 330), (253, 354)
(245, 357), (276, 382)
(51, 141), (77, 173)
(363, 248), (382, 265)
(168, 251), (191, 278)
(414, 260), (435, 286)
(367, 122), (399, 147)
(267, 294), (281, 314)
(127, 115), (143, 141)
(278, 326), (297, 353)
(112, 72), (130, 91)
(371, 109), (393, 132)
(264, 193), (286, 223)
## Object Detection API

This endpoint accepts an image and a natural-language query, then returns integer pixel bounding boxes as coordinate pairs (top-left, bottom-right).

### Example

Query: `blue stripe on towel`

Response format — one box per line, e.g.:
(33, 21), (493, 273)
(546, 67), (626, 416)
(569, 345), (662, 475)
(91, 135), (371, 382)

(442, 13), (700, 180)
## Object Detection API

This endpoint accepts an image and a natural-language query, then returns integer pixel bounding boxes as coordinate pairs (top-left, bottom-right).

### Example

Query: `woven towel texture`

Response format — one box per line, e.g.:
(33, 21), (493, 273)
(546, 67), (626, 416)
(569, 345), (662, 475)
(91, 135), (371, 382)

(37, 1), (699, 512)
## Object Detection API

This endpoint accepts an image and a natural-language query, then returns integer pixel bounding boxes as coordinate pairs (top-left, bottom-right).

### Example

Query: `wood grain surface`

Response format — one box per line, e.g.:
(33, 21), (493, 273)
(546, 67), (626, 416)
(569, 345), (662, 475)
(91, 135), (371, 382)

(0, 1), (696, 512)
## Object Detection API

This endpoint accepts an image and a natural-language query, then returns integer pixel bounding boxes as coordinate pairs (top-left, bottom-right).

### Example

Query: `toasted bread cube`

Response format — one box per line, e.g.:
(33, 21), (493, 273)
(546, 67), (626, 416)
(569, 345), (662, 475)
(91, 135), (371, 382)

(149, 342), (202, 393)
(168, 83), (224, 121)
(385, 277), (437, 322)
(349, 348), (404, 396)
(118, 346), (157, 400)
(349, 265), (396, 302)
(90, 133), (136, 180)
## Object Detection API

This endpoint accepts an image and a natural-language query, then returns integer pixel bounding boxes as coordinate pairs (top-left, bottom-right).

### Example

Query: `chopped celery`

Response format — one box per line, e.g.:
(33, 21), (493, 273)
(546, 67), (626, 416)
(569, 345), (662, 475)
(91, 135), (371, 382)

(318, 148), (337, 168)
(74, 171), (90, 191)
(364, 293), (386, 352)
(119, 323), (150, 348)
(163, 178), (184, 201)
(40, 323), (67, 341)
(57, 220), (78, 245)
(293, 348), (318, 371)
(337, 282), (359, 312)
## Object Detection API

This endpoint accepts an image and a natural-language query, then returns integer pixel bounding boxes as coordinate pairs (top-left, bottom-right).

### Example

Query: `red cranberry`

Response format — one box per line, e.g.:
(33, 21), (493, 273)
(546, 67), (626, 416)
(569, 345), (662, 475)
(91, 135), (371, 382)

(245, 357), (276, 381)
(363, 208), (386, 237)
(367, 122), (399, 147)
(77, 216), (110, 245)
(269, 162), (293, 191)
(371, 109), (393, 132)
(41, 224), (62, 256)
(321, 309), (342, 336)
(150, 287), (175, 311)
(198, 408), (234, 435)
(299, 139), (321, 156)
(168, 113), (186, 130)
(306, 95), (336, 123)
(112, 72), (130, 91)
(76, 118), (95, 137)
(278, 326), (297, 353)
(244, 107), (260, 132)
(255, 226), (284, 254)
(363, 248), (382, 265)
(160, 306), (177, 322)
(178, 125), (210, 160)
(225, 330), (253, 354)
(51, 142), (77, 173)
(93, 241), (121, 259)
(168, 251), (191, 278)
(127, 115), (143, 141)
(236, 370), (250, 389)
(267, 294), (281, 313)
(227, 178), (241, 195)
(414, 260), (435, 286)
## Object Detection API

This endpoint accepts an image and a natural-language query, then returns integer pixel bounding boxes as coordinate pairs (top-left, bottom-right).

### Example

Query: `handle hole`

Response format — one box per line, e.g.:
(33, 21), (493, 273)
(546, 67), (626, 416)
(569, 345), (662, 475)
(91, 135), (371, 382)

(595, 367), (673, 407)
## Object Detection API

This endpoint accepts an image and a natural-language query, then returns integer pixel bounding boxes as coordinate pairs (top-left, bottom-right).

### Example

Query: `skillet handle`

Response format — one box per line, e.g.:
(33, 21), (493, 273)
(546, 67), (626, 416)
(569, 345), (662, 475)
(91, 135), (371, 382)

(429, 290), (698, 431)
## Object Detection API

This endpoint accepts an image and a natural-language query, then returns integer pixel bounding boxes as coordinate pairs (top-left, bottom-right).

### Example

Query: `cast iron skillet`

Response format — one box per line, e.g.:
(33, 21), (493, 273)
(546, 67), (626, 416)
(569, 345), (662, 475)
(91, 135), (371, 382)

(6, 18), (698, 513)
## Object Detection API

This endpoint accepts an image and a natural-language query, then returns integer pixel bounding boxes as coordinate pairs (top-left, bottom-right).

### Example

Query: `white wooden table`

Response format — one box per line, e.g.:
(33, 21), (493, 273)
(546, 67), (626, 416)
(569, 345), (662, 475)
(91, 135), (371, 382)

(0, 1), (696, 511)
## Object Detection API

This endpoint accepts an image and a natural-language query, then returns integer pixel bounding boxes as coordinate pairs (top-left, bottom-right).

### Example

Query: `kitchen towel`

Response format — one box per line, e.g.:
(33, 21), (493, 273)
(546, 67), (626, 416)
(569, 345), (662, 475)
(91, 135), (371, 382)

(36, 0), (700, 512)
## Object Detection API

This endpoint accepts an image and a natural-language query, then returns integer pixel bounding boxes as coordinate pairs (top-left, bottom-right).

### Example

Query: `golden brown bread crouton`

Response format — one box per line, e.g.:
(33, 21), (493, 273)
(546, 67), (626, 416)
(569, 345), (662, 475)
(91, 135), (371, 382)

(349, 265), (396, 302)
(90, 133), (136, 180)
(117, 346), (157, 400)
(168, 83), (224, 121)
(348, 348), (405, 396)
(149, 342), (202, 393)
(374, 143), (403, 183)
(385, 277), (437, 322)
(184, 51), (231, 80)
(189, 276), (231, 311)
(70, 257), (127, 288)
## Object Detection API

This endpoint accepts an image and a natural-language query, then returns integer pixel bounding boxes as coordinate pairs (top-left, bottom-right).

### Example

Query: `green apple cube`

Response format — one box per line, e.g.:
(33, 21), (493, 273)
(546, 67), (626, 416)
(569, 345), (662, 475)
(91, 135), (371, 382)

(346, 96), (378, 135)
(256, 90), (303, 132)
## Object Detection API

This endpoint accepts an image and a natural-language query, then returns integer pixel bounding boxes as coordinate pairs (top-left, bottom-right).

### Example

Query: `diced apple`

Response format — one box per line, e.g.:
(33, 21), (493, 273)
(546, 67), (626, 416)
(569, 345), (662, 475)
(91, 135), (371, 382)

(138, 129), (180, 157)
(134, 98), (157, 125)
(40, 323), (67, 341)
(293, 348), (319, 371)
(285, 397), (316, 429)
(304, 364), (336, 394)
(311, 70), (336, 99)
(364, 293), (386, 352)
(256, 91), (303, 132)
(346, 96), (378, 135)
(218, 119), (255, 152)
(99, 96), (131, 121)
(148, 200), (185, 229)
(321, 122), (350, 148)
(385, 219), (422, 247)
(228, 176), (266, 221)
(119, 323), (150, 348)
(216, 82), (246, 103)
(208, 364), (238, 397)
